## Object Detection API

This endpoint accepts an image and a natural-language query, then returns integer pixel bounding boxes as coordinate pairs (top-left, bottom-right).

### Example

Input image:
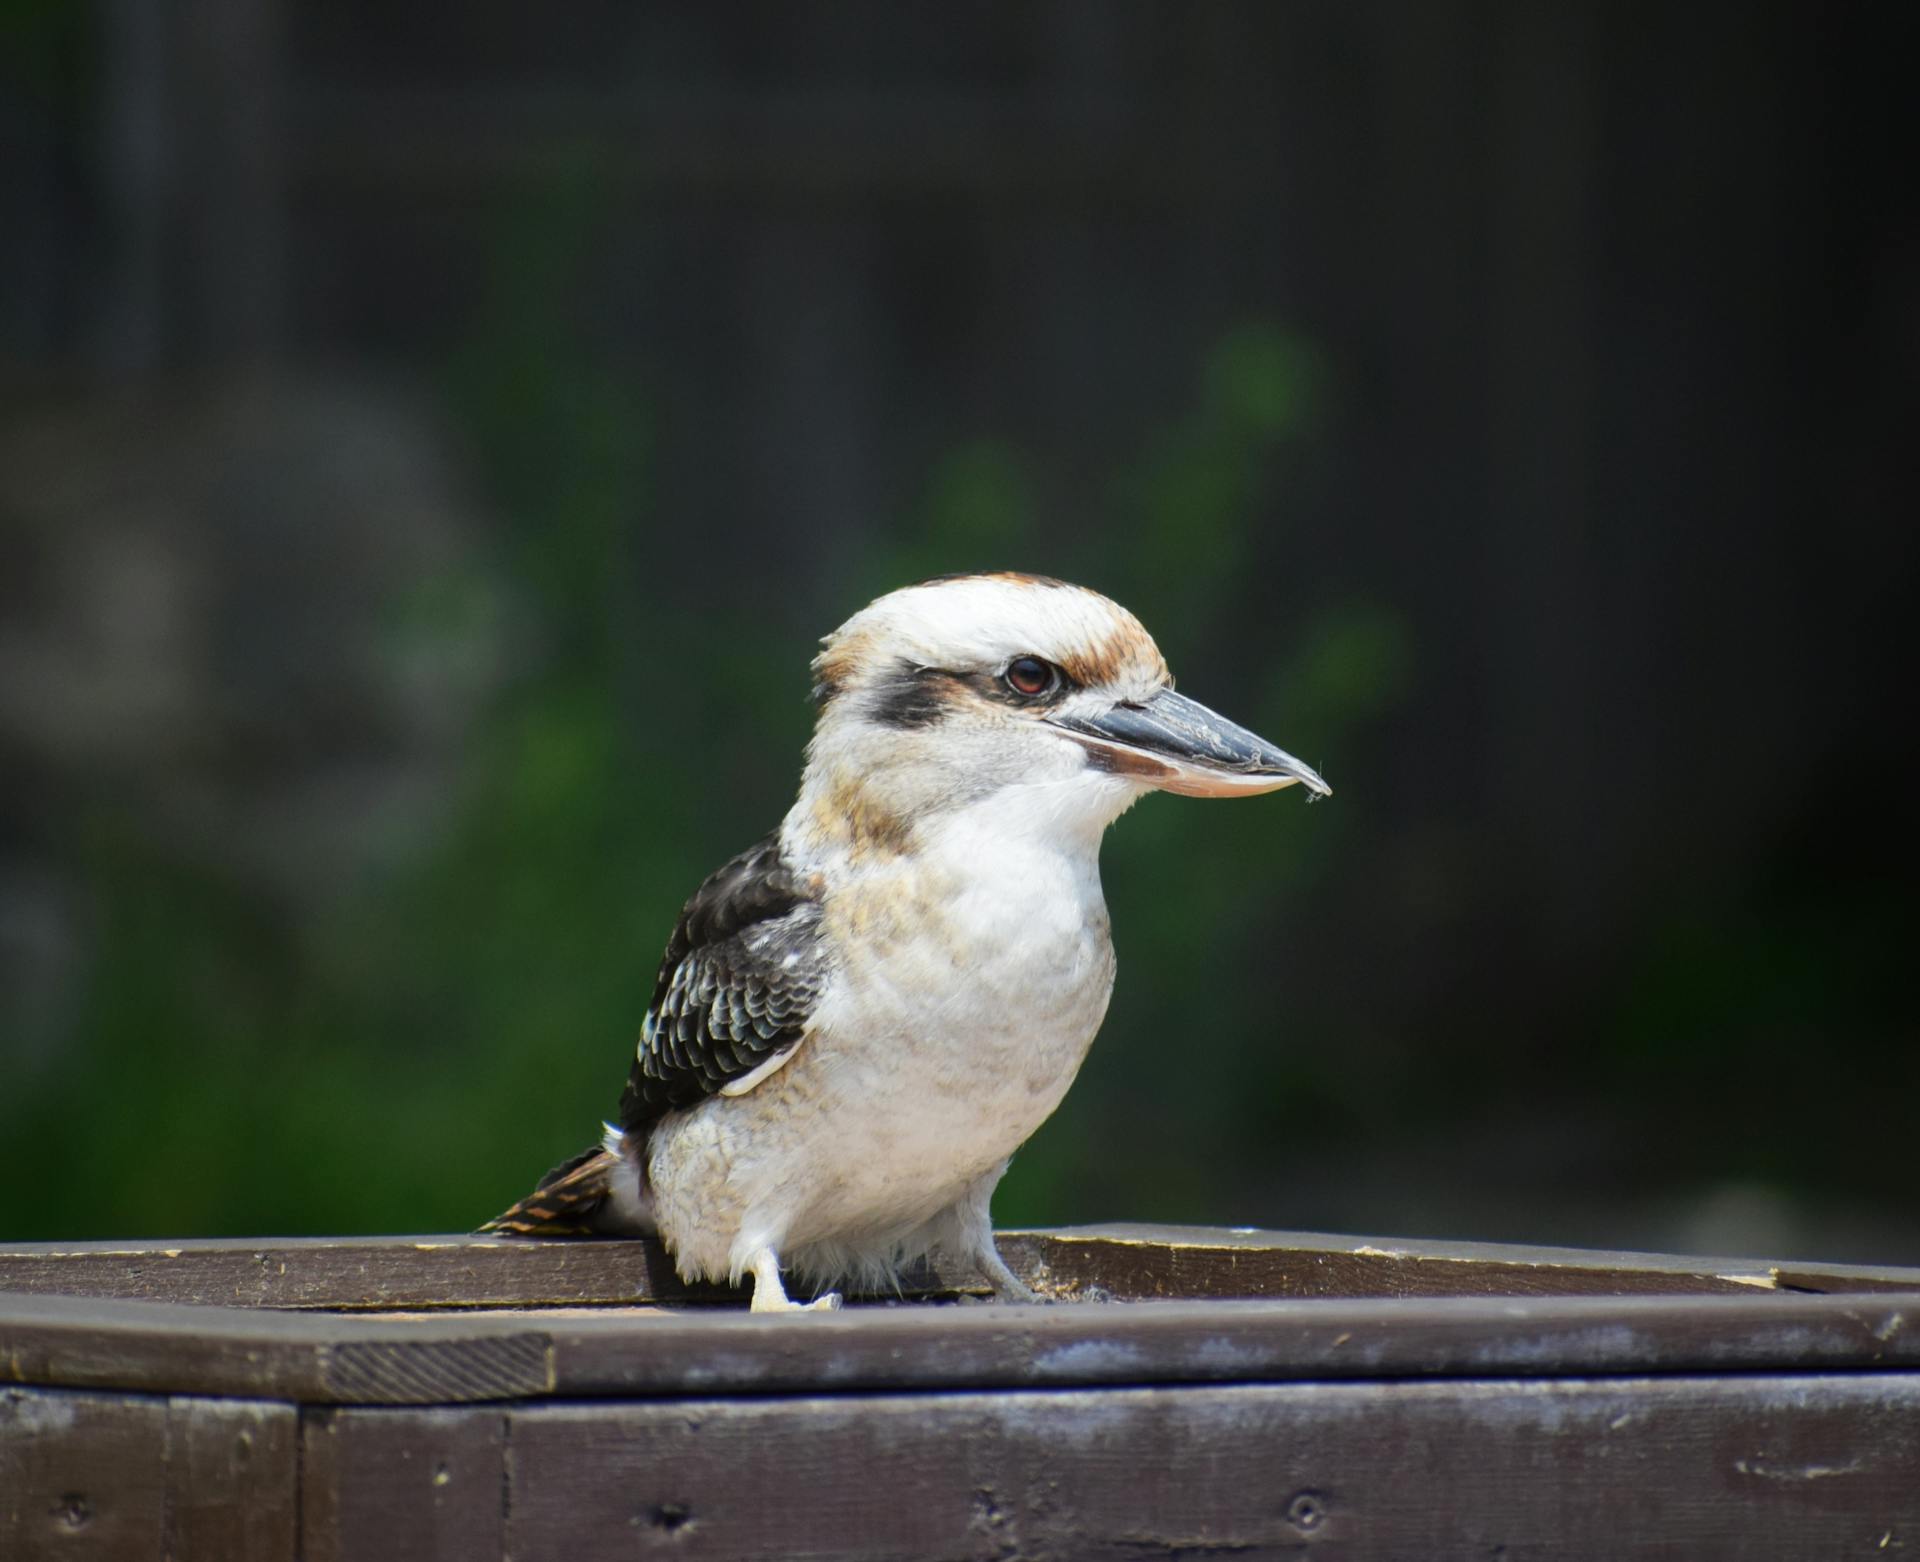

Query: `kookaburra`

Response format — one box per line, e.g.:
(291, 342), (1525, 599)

(483, 573), (1329, 1310)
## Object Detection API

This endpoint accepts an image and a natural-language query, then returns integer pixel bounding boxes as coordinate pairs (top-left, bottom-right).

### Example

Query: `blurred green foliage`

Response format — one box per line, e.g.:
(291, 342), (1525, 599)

(0, 179), (1410, 1242)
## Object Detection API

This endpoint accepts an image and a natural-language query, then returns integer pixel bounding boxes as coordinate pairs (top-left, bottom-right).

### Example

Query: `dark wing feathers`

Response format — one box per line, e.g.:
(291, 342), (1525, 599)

(482, 834), (824, 1237)
(617, 834), (826, 1135)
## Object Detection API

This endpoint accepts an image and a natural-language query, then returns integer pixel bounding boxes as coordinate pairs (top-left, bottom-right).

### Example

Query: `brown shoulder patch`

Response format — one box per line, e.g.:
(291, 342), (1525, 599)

(813, 778), (914, 860)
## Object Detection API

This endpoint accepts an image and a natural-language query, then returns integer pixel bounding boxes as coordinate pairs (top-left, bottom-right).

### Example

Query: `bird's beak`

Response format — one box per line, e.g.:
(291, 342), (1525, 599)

(1049, 688), (1331, 799)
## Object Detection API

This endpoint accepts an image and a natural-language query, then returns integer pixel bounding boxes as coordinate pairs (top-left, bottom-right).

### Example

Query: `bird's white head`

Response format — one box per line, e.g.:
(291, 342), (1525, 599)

(787, 573), (1329, 863)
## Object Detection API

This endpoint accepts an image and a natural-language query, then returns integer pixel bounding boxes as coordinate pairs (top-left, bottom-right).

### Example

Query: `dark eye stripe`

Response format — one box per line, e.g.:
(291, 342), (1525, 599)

(867, 657), (1075, 727)
(868, 662), (954, 728)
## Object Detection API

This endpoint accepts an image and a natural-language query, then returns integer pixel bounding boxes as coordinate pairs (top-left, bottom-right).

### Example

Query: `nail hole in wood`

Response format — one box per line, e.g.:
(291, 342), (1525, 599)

(650, 1501), (693, 1535)
(1285, 1490), (1327, 1531)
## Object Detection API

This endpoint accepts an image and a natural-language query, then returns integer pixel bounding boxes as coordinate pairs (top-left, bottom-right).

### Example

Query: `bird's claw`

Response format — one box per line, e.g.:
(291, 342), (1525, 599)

(749, 1286), (842, 1314)
(992, 1279), (1050, 1305)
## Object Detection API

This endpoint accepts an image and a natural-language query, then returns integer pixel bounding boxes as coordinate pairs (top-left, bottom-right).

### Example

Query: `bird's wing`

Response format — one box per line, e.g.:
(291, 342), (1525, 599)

(617, 834), (827, 1137)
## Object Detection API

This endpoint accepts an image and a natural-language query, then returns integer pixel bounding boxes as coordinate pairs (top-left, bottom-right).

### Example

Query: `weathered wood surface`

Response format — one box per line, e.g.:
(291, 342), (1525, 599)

(493, 1375), (1920, 1559)
(0, 1231), (736, 1311)
(1005, 1223), (1920, 1299)
(4, 1226), (1920, 1558)
(10, 1377), (1904, 1561)
(3, 1285), (1918, 1407)
(0, 1389), (297, 1561)
(302, 1406), (504, 1562)
(0, 1293), (555, 1406)
(3, 1223), (1916, 1311)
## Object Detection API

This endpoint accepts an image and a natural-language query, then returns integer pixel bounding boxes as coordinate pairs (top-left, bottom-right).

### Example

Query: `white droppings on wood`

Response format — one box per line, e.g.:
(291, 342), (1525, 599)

(1733, 1456), (1864, 1482)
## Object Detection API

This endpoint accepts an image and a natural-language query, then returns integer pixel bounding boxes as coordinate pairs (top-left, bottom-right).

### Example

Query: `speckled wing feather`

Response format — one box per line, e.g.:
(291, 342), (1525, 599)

(617, 834), (827, 1137)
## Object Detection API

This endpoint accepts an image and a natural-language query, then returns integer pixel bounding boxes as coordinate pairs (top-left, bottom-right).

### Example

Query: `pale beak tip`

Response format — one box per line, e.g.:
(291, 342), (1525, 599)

(1272, 756), (1331, 800)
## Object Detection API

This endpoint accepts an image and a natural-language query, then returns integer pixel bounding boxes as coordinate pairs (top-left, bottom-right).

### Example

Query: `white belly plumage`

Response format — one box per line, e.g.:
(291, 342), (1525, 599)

(645, 827), (1117, 1290)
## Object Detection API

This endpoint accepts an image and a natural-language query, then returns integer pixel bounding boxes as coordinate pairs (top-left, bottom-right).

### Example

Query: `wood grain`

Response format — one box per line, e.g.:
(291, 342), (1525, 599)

(4, 1285), (1919, 1405)
(534, 1288), (1920, 1400)
(0, 1388), (297, 1561)
(164, 1396), (298, 1560)
(3, 1225), (1916, 1311)
(497, 1374), (1920, 1560)
(302, 1407), (506, 1562)
(4, 1222), (1919, 1557)
(0, 1234), (730, 1311)
(0, 1292), (554, 1405)
(0, 1388), (168, 1560)
(1005, 1223), (1920, 1299)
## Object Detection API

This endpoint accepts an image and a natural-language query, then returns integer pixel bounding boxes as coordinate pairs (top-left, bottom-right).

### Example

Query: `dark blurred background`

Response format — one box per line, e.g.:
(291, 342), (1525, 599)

(2, 3), (1913, 1262)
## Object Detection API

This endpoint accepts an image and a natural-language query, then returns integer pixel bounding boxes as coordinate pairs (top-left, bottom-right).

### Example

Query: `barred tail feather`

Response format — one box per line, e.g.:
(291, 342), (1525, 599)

(478, 1138), (652, 1237)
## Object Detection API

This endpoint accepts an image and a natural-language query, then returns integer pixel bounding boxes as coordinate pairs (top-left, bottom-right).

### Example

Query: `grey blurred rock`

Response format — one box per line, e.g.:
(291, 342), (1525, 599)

(0, 373), (509, 915)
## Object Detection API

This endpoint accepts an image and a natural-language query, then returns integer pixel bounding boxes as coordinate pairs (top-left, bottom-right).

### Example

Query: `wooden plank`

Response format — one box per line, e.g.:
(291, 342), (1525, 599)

(536, 1288), (1920, 1400)
(4, 1226), (1915, 1311)
(0, 1293), (554, 1406)
(5, 1286), (1919, 1406)
(302, 1407), (505, 1562)
(164, 1396), (298, 1560)
(499, 1374), (1920, 1560)
(1004, 1223), (1920, 1300)
(0, 1388), (168, 1559)
(0, 1233), (738, 1311)
(0, 1387), (297, 1560)
(1773, 1263), (1920, 1296)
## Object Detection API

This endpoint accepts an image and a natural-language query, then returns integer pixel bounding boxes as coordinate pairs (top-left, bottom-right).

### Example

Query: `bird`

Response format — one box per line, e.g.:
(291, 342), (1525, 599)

(480, 572), (1329, 1311)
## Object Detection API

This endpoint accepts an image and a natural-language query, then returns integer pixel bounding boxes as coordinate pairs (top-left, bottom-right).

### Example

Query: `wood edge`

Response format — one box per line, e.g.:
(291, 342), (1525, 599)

(5, 1286), (1920, 1405)
(1012, 1223), (1920, 1280)
(1, 1227), (1915, 1311)
(998, 1226), (1920, 1298)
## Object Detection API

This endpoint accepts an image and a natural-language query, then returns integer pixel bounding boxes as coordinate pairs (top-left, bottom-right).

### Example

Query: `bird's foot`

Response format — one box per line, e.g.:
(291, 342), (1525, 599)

(744, 1247), (841, 1313)
(749, 1286), (840, 1313)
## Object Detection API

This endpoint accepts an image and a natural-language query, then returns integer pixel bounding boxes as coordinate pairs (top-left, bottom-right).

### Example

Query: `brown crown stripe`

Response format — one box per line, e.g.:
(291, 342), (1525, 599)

(1058, 627), (1167, 692)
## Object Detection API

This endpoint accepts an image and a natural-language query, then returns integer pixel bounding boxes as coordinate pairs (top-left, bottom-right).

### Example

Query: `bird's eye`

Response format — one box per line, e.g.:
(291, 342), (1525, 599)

(1003, 656), (1057, 698)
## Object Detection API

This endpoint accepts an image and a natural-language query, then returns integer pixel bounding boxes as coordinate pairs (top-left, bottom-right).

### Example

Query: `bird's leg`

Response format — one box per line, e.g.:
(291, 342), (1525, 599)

(974, 1235), (1043, 1304)
(940, 1164), (1047, 1303)
(745, 1246), (841, 1313)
